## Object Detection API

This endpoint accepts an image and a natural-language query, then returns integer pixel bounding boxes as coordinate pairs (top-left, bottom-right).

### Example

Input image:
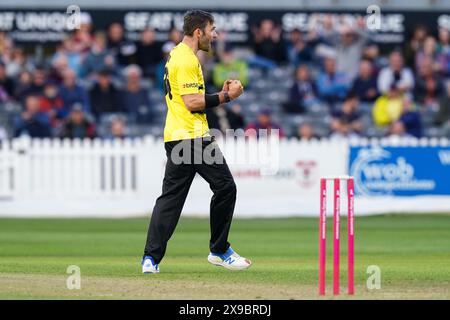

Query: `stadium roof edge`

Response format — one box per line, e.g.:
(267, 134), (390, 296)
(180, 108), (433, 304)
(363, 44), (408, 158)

(0, 0), (449, 11)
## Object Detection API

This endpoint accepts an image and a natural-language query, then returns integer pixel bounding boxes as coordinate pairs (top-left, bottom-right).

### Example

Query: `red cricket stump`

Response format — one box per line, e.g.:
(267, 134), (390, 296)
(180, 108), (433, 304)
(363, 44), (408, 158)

(318, 178), (327, 295)
(347, 178), (355, 295)
(318, 176), (355, 296)
(333, 179), (340, 295)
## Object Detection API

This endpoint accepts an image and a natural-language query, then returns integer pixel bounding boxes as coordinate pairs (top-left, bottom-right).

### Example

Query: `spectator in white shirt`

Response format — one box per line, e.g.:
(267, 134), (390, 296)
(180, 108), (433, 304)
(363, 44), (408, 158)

(377, 51), (414, 95)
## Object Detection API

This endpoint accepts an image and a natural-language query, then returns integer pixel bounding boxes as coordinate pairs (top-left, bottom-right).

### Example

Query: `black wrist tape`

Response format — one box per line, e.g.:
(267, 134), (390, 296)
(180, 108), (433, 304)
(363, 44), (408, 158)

(224, 91), (231, 103)
(204, 94), (221, 109)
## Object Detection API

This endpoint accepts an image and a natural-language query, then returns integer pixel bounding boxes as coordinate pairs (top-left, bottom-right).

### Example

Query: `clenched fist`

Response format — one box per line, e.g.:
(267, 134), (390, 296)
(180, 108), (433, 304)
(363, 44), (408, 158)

(228, 80), (244, 100)
(222, 79), (233, 92)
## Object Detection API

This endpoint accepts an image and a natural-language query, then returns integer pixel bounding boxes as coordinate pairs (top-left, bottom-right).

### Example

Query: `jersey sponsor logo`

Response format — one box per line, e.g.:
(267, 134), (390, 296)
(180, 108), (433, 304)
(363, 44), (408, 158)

(183, 83), (199, 88)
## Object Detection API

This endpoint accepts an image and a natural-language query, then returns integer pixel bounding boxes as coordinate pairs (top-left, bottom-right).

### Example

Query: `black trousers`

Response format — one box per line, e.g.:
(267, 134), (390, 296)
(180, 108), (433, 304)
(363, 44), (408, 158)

(143, 138), (237, 264)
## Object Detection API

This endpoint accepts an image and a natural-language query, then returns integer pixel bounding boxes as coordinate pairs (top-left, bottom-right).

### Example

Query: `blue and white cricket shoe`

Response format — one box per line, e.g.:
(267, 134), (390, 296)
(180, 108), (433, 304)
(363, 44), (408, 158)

(142, 256), (159, 274)
(207, 247), (252, 271)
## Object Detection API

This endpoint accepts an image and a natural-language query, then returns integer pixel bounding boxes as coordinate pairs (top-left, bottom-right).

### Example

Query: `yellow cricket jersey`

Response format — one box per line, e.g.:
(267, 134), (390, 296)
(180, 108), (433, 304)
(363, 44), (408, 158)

(163, 42), (209, 142)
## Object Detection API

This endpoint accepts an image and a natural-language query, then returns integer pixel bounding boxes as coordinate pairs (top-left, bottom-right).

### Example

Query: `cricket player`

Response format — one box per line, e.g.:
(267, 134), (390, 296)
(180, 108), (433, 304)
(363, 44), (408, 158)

(142, 10), (252, 273)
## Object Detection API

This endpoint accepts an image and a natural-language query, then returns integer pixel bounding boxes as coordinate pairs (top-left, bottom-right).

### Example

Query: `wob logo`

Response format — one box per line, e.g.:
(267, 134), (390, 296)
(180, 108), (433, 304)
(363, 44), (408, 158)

(350, 146), (435, 196)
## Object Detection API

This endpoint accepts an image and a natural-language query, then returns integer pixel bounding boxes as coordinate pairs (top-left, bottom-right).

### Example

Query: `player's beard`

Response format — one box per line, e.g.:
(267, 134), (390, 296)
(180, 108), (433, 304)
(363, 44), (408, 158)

(198, 34), (211, 52)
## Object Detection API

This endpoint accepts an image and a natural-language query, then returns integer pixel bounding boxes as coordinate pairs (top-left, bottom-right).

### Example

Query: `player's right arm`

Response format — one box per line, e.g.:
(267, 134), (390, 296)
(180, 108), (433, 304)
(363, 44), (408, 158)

(176, 61), (243, 112)
(181, 82), (244, 112)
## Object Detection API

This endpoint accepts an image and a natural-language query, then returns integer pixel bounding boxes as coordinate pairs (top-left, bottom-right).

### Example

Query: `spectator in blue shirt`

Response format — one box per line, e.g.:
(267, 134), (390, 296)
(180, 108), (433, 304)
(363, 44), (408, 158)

(316, 57), (350, 108)
(155, 43), (174, 93)
(79, 31), (117, 79)
(399, 97), (423, 138)
(286, 29), (313, 67)
(120, 65), (152, 123)
(14, 95), (52, 138)
(58, 69), (90, 113)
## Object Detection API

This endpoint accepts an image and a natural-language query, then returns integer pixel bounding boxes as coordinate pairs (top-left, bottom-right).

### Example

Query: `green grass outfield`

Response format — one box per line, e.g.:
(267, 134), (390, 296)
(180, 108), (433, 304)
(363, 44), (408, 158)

(0, 214), (449, 300)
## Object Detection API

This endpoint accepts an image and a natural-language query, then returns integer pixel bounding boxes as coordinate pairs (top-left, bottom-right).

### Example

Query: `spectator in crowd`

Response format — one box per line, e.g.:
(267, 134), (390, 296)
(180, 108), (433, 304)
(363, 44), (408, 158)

(71, 13), (94, 55)
(79, 31), (116, 79)
(213, 48), (248, 90)
(163, 28), (182, 52)
(284, 64), (317, 114)
(48, 53), (70, 84)
(351, 59), (379, 102)
(399, 97), (422, 138)
(52, 37), (83, 76)
(39, 81), (66, 128)
(437, 28), (450, 76)
(89, 69), (123, 119)
(206, 103), (246, 134)
(250, 19), (285, 69)
(0, 60), (14, 98)
(155, 44), (172, 93)
(377, 51), (415, 95)
(296, 122), (319, 140)
(437, 28), (450, 54)
(60, 105), (96, 139)
(107, 23), (136, 67)
(404, 25), (428, 68)
(329, 117), (360, 140)
(246, 108), (285, 138)
(286, 29), (313, 67)
(136, 28), (162, 78)
(212, 30), (228, 60)
(315, 14), (335, 44)
(0, 85), (8, 103)
(325, 20), (369, 81)
(197, 50), (216, 91)
(387, 121), (412, 138)
(373, 84), (404, 127)
(435, 80), (450, 129)
(362, 43), (383, 73)
(59, 69), (90, 113)
(415, 36), (442, 74)
(104, 116), (128, 139)
(120, 64), (152, 123)
(0, 31), (12, 60)
(331, 93), (363, 135)
(414, 57), (443, 109)
(13, 70), (32, 101)
(316, 56), (350, 107)
(4, 47), (33, 78)
(14, 95), (52, 138)
(23, 67), (47, 97)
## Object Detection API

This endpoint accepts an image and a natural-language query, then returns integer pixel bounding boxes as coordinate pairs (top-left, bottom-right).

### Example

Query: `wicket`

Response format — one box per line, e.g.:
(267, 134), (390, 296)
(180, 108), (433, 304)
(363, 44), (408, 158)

(318, 175), (355, 296)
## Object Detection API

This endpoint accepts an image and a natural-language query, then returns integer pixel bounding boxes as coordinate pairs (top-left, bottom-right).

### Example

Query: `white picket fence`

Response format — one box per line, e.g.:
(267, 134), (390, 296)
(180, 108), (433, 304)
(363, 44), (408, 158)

(0, 136), (154, 200)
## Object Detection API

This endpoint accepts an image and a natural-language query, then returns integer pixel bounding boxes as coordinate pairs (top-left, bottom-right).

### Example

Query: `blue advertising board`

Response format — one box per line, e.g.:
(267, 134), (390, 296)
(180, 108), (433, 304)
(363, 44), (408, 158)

(349, 146), (450, 196)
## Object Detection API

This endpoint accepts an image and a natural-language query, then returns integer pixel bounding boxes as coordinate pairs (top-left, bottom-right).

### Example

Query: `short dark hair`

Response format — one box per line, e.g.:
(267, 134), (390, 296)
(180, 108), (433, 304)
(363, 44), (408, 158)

(183, 10), (214, 36)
